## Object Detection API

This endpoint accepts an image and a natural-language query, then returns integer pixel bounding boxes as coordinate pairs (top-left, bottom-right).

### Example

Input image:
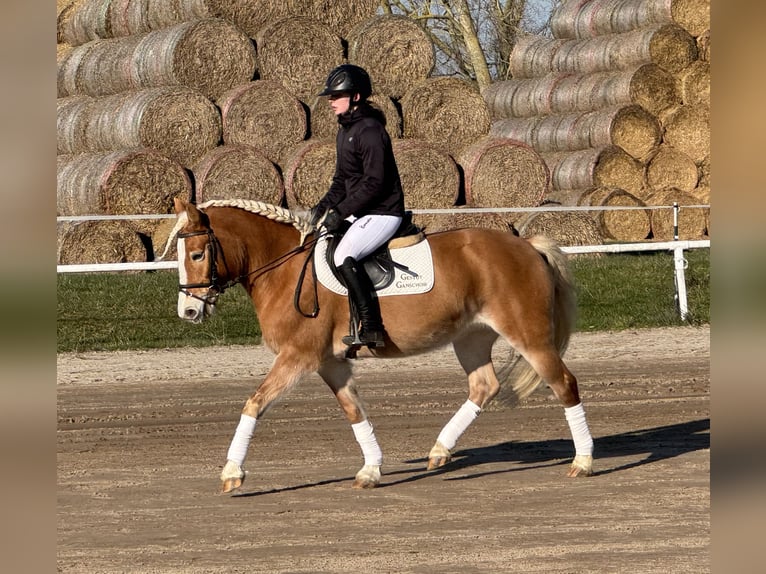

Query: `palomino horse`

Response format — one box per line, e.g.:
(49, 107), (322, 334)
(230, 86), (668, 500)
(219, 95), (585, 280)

(165, 198), (594, 493)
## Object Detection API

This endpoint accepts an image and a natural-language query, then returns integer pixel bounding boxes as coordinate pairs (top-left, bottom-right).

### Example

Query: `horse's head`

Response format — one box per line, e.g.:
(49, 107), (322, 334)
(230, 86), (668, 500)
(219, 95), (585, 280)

(173, 198), (221, 323)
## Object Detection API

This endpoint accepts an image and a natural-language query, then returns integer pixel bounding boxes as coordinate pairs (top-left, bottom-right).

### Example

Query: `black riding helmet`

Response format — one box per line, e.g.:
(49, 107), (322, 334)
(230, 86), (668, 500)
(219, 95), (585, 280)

(318, 64), (372, 101)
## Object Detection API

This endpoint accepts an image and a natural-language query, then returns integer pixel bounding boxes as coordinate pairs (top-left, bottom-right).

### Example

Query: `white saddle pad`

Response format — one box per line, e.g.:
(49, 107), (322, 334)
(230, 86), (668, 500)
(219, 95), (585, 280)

(314, 235), (434, 297)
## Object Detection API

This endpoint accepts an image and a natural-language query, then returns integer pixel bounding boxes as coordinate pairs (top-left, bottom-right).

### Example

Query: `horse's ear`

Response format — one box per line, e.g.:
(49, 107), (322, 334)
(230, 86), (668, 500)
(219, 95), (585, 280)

(186, 202), (203, 227)
(173, 197), (187, 216)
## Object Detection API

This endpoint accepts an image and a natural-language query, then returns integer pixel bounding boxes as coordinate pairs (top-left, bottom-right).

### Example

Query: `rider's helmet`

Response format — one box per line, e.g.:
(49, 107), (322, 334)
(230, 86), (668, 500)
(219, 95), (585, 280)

(317, 64), (372, 101)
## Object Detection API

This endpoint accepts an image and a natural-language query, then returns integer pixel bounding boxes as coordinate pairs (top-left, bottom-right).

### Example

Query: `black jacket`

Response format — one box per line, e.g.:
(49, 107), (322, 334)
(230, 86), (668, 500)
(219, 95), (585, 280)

(315, 103), (405, 219)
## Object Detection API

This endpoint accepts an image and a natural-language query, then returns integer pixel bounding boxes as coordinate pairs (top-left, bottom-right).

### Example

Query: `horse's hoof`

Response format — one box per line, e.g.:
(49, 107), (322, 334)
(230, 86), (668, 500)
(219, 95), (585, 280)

(567, 454), (593, 478)
(221, 477), (243, 493)
(427, 455), (451, 470)
(352, 464), (381, 489)
(220, 460), (246, 493)
(427, 441), (451, 470)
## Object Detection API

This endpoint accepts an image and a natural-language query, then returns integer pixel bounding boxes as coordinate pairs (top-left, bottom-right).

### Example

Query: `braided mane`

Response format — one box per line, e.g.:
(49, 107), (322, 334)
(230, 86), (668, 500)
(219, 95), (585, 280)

(157, 199), (314, 261)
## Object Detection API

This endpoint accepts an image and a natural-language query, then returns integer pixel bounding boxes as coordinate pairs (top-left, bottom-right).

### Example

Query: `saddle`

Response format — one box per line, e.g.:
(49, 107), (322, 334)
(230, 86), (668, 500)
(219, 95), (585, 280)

(324, 211), (424, 290)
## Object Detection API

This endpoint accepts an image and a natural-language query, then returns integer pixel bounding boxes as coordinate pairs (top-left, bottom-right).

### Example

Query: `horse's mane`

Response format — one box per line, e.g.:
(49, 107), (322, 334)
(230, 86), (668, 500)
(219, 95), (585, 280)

(157, 199), (314, 261)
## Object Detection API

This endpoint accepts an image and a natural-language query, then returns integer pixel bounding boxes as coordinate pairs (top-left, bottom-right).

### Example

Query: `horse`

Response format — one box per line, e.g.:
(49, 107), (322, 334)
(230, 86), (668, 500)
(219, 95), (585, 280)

(165, 197), (594, 493)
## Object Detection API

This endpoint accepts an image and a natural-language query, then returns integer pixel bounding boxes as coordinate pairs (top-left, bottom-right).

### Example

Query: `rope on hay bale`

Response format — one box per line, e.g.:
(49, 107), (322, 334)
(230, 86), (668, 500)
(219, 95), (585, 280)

(309, 94), (401, 141)
(542, 146), (645, 196)
(282, 139), (336, 209)
(56, 87), (222, 169)
(457, 137), (549, 209)
(192, 144), (285, 206)
(400, 76), (491, 158)
(392, 140), (460, 209)
(490, 104), (660, 161)
(513, 209), (604, 255)
(57, 149), (191, 216)
(644, 144), (699, 193)
(413, 209), (513, 235)
(57, 18), (257, 101)
(645, 187), (707, 240)
(678, 60), (710, 106)
(255, 16), (344, 103)
(661, 104), (710, 164)
(509, 25), (697, 78)
(57, 220), (152, 265)
(346, 14), (435, 100)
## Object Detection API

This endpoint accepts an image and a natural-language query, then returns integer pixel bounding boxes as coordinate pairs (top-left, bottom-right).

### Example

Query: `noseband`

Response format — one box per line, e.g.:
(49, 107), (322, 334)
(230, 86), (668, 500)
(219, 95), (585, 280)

(177, 229), (224, 305)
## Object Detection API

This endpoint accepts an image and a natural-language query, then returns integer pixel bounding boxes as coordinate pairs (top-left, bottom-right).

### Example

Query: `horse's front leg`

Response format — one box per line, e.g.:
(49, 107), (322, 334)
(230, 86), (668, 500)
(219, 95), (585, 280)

(318, 358), (382, 489)
(220, 352), (308, 493)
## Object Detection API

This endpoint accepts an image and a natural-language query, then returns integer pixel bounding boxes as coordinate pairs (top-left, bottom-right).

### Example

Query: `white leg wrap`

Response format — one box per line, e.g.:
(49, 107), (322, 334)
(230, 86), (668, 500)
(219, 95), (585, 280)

(564, 403), (594, 456)
(436, 400), (482, 451)
(226, 414), (257, 466)
(351, 419), (383, 466)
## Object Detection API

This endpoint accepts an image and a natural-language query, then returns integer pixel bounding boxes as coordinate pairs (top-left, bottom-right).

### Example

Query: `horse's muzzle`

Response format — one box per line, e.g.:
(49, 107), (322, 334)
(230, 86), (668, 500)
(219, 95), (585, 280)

(178, 291), (214, 323)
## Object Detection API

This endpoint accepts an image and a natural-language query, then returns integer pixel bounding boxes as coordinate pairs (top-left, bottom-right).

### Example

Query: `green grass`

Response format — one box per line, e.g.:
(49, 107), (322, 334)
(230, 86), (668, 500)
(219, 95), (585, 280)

(57, 249), (709, 353)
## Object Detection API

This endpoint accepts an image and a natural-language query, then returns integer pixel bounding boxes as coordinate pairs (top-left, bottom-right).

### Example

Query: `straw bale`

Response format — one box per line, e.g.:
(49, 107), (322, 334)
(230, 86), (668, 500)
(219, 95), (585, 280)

(698, 155), (710, 187)
(282, 139), (336, 209)
(217, 80), (307, 167)
(542, 146), (645, 195)
(483, 64), (678, 119)
(392, 140), (460, 209)
(457, 137), (549, 208)
(696, 29), (710, 61)
(583, 187), (651, 241)
(510, 25), (697, 77)
(309, 95), (401, 141)
(644, 144), (698, 193)
(57, 18), (257, 100)
(57, 220), (152, 265)
(57, 87), (222, 169)
(678, 60), (710, 106)
(400, 77), (491, 157)
(661, 104), (710, 163)
(57, 0), (88, 43)
(255, 16), (344, 103)
(192, 144), (284, 205)
(645, 188), (707, 240)
(690, 184), (710, 235)
(347, 15), (435, 100)
(413, 209), (513, 234)
(671, 0), (710, 37)
(490, 105), (660, 160)
(513, 209), (604, 251)
(57, 149), (191, 216)
(290, 0), (380, 39)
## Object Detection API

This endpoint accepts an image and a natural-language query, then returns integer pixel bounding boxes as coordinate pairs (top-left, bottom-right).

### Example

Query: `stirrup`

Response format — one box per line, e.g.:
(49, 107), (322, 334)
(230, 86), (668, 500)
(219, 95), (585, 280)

(342, 330), (385, 349)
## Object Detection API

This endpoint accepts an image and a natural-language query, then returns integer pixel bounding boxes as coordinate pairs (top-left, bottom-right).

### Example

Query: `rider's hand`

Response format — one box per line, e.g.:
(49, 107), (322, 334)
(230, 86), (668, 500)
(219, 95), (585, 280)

(322, 209), (344, 233)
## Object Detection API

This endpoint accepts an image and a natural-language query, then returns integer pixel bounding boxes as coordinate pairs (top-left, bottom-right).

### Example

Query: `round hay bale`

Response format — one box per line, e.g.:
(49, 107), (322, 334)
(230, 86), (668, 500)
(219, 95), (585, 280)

(661, 104), (710, 163)
(282, 139), (336, 209)
(192, 144), (284, 205)
(255, 16), (344, 103)
(57, 149), (191, 216)
(217, 80), (307, 167)
(206, 1), (293, 39)
(671, 0), (710, 37)
(289, 0), (379, 38)
(309, 94), (401, 141)
(490, 105), (660, 160)
(696, 29), (710, 61)
(645, 188), (707, 240)
(514, 209), (604, 252)
(509, 25), (697, 77)
(56, 87), (222, 169)
(57, 0), (90, 44)
(584, 187), (651, 241)
(644, 145), (699, 193)
(110, 0), (214, 38)
(690, 184), (710, 236)
(413, 209), (513, 234)
(698, 155), (710, 187)
(542, 146), (645, 196)
(400, 76), (491, 157)
(347, 15), (435, 100)
(678, 60), (710, 106)
(392, 140), (460, 209)
(457, 137), (549, 208)
(544, 189), (594, 207)
(57, 220), (152, 265)
(58, 18), (257, 100)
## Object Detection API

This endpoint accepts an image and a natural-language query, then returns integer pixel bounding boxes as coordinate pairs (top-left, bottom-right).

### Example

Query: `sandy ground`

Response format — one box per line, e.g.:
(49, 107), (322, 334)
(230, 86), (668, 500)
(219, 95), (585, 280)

(57, 325), (710, 573)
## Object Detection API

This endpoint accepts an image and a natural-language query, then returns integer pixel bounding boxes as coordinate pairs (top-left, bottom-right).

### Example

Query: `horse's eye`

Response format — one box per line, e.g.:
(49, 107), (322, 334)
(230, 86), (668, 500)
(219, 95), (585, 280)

(190, 251), (205, 262)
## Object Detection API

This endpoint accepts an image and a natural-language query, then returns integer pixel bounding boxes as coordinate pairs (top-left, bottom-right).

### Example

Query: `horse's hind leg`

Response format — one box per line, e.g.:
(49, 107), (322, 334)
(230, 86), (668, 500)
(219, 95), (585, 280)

(428, 330), (500, 470)
(318, 357), (382, 488)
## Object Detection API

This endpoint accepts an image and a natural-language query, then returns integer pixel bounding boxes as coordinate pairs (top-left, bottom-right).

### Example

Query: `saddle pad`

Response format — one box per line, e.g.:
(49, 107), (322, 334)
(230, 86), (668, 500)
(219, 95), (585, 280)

(315, 235), (434, 297)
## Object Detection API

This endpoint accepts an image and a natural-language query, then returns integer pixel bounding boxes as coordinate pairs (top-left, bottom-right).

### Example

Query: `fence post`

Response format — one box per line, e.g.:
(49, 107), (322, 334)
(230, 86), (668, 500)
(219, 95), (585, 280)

(672, 202), (689, 320)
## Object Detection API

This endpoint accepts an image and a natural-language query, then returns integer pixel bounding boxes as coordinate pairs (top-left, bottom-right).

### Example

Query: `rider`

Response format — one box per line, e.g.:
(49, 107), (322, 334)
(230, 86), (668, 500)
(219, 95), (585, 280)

(310, 64), (405, 349)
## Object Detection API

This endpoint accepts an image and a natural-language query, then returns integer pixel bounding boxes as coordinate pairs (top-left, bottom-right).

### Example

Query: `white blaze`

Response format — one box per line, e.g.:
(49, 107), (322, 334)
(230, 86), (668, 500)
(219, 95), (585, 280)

(177, 237), (190, 319)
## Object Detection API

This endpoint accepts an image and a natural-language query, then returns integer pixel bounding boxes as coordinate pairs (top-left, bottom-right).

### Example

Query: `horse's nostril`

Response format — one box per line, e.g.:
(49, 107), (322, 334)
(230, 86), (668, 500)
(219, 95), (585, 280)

(184, 308), (198, 320)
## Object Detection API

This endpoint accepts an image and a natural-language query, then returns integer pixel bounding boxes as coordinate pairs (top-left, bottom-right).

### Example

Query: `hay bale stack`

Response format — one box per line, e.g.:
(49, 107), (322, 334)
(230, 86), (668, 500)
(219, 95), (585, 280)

(644, 144), (699, 193)
(582, 187), (652, 241)
(282, 139), (336, 209)
(57, 18), (257, 101)
(661, 103), (710, 163)
(57, 220), (152, 265)
(645, 188), (707, 240)
(217, 80), (307, 167)
(490, 105), (660, 160)
(57, 149), (191, 216)
(392, 140), (460, 209)
(400, 77), (491, 157)
(413, 210), (513, 234)
(483, 65), (678, 119)
(192, 144), (284, 205)
(57, 87), (222, 169)
(678, 60), (710, 105)
(458, 137), (549, 208)
(509, 25), (697, 77)
(309, 94), (401, 141)
(542, 146), (645, 195)
(347, 15), (435, 100)
(513, 209), (604, 250)
(255, 16), (344, 103)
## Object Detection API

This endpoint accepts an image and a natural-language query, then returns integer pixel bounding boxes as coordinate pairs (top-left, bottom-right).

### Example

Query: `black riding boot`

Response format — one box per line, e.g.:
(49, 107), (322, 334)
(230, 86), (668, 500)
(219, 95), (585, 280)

(337, 256), (385, 348)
